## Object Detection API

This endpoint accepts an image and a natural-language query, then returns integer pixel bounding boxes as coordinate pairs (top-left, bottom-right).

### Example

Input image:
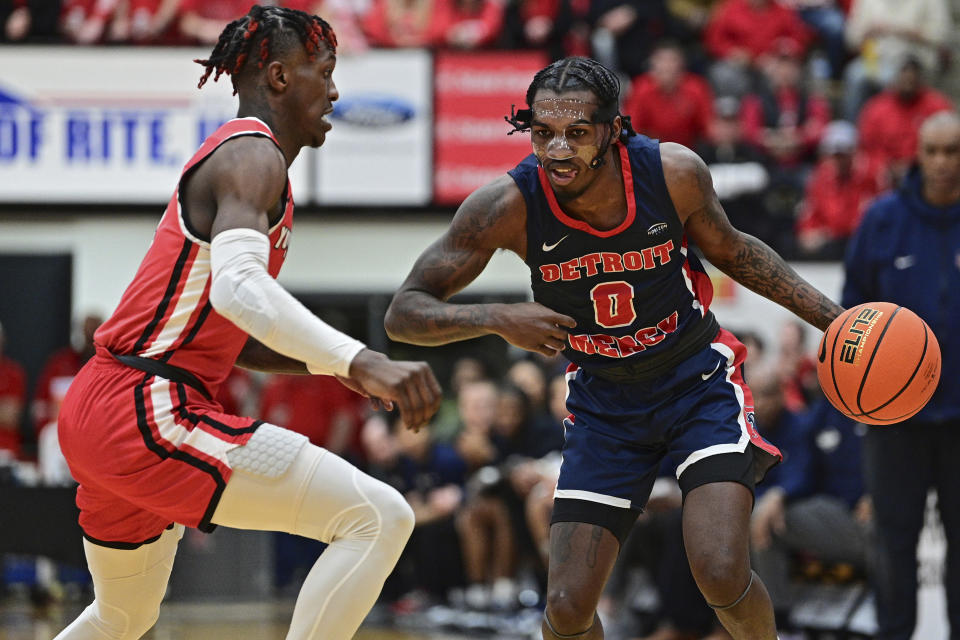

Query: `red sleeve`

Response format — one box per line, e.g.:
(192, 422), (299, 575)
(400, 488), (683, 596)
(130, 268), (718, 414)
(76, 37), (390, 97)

(360, 0), (396, 47)
(801, 95), (831, 151)
(623, 76), (650, 133)
(703, 2), (737, 59)
(522, 0), (558, 20)
(796, 164), (827, 233)
(474, 1), (506, 47)
(856, 98), (885, 160)
(739, 95), (765, 149)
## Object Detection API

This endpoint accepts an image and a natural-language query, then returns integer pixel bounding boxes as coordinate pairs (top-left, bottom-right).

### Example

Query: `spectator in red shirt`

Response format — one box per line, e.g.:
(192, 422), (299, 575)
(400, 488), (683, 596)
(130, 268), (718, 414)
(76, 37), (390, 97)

(705, 0), (812, 64)
(740, 40), (830, 167)
(179, 0), (255, 44)
(796, 120), (886, 258)
(61, 0), (126, 43)
(705, 0), (812, 97)
(361, 0), (449, 48)
(624, 41), (714, 149)
(33, 313), (102, 436)
(260, 373), (366, 458)
(436, 0), (504, 49)
(0, 323), (26, 460)
(503, 0), (591, 57)
(857, 56), (954, 186)
(114, 0), (184, 44)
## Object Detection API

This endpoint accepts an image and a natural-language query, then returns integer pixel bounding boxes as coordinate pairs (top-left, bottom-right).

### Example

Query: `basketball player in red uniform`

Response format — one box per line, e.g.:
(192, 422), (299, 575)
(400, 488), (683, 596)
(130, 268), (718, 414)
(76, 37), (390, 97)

(53, 6), (441, 639)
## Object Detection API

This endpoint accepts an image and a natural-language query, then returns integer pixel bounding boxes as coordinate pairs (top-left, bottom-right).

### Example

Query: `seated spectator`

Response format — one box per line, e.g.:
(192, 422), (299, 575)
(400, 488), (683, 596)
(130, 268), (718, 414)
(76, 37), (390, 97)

(741, 40), (830, 168)
(393, 413), (468, 605)
(436, 0), (504, 49)
(704, 0), (812, 96)
(179, 0), (257, 45)
(292, 0), (370, 53)
(777, 320), (818, 413)
(33, 313), (101, 438)
(857, 55), (953, 186)
(697, 96), (778, 249)
(782, 0), (847, 79)
(2, 0), (61, 42)
(61, 0), (125, 43)
(624, 41), (714, 149)
(588, 0), (680, 77)
(454, 379), (499, 471)
(117, 0), (184, 45)
(842, 0), (951, 121)
(502, 0), (592, 58)
(361, 0), (448, 48)
(751, 389), (872, 628)
(0, 323), (26, 462)
(795, 120), (886, 258)
(432, 356), (490, 443)
(259, 372), (365, 458)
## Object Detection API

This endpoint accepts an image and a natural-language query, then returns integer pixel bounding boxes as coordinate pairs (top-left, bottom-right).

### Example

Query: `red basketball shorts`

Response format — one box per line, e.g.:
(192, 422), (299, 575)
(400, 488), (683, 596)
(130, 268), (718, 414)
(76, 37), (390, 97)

(58, 355), (259, 546)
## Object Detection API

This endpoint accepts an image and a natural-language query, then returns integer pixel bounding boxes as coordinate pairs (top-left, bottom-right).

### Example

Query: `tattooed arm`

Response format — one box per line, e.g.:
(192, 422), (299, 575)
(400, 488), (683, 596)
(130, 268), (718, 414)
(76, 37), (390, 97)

(385, 176), (576, 356)
(662, 143), (843, 331)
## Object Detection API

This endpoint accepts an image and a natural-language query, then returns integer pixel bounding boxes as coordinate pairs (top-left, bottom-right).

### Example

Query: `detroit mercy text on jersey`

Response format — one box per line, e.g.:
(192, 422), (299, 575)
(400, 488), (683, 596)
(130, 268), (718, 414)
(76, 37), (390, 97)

(509, 135), (718, 378)
(94, 118), (294, 397)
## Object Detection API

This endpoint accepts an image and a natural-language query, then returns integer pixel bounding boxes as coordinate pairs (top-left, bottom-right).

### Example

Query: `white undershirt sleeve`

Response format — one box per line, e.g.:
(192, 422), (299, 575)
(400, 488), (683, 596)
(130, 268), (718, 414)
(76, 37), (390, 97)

(209, 227), (366, 377)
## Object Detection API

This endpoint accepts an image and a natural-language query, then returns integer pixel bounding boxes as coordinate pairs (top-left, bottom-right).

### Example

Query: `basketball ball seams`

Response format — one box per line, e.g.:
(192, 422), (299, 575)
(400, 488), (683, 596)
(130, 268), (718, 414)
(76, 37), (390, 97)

(862, 318), (927, 417)
(855, 305), (901, 414)
(829, 307), (858, 416)
(818, 302), (941, 426)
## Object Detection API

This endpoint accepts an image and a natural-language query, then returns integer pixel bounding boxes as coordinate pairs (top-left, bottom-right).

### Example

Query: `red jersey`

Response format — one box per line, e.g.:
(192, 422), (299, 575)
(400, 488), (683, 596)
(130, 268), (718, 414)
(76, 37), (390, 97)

(0, 356), (26, 457)
(94, 118), (294, 398)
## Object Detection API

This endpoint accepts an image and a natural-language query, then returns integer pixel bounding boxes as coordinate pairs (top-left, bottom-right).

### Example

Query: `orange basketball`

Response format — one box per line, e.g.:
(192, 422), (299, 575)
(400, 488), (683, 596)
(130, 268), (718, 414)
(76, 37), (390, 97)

(817, 302), (941, 425)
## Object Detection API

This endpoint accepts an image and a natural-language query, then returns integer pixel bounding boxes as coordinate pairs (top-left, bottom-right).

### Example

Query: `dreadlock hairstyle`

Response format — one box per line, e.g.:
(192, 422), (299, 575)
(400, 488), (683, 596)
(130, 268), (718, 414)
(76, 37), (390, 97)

(505, 57), (636, 169)
(194, 5), (338, 95)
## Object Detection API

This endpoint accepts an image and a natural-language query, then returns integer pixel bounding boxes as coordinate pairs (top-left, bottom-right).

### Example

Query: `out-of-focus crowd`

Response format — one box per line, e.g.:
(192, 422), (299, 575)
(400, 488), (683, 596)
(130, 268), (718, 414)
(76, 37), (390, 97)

(2, 0), (958, 262)
(0, 313), (874, 639)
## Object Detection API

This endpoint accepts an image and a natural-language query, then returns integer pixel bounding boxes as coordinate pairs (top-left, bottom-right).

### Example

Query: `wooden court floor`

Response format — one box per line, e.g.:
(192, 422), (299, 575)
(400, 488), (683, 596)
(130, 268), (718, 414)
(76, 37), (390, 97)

(0, 600), (475, 640)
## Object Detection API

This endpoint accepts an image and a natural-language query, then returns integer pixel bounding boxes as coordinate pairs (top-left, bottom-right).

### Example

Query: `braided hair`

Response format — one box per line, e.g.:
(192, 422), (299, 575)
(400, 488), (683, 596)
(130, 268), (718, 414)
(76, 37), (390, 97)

(194, 5), (337, 95)
(505, 57), (635, 168)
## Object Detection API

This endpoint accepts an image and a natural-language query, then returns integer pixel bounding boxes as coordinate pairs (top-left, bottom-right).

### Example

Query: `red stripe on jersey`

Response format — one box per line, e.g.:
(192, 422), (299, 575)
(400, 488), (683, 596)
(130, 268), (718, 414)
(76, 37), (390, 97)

(680, 237), (713, 317)
(538, 142), (637, 238)
(713, 329), (782, 462)
(95, 118), (294, 398)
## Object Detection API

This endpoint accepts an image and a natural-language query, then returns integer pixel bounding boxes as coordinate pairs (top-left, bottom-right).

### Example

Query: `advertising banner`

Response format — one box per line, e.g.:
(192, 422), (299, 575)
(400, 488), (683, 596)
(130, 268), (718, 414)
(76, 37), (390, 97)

(434, 50), (548, 205)
(0, 47), (311, 204)
(314, 48), (432, 205)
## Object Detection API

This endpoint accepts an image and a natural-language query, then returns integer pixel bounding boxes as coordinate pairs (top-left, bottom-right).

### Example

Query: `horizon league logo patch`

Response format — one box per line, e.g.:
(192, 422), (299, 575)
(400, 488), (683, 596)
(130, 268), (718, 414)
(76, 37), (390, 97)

(840, 307), (882, 365)
(647, 222), (668, 237)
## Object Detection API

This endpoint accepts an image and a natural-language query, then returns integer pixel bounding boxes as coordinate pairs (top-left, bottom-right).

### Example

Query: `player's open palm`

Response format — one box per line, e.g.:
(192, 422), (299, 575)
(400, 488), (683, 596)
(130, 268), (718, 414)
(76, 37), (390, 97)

(345, 349), (442, 431)
(493, 302), (576, 357)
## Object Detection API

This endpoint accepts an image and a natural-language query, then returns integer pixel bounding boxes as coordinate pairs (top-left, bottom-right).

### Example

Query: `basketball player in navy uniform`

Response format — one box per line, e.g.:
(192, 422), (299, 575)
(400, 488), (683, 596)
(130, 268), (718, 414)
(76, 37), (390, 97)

(385, 58), (844, 640)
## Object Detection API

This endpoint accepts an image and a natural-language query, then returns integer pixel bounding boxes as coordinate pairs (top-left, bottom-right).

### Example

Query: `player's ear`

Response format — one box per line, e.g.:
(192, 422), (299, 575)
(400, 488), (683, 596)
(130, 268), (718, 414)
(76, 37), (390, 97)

(612, 114), (623, 141)
(265, 60), (288, 93)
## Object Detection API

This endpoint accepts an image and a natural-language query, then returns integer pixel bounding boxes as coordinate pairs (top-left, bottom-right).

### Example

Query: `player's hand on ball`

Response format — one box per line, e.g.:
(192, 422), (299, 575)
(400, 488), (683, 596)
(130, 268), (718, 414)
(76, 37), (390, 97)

(346, 349), (442, 431)
(491, 302), (576, 357)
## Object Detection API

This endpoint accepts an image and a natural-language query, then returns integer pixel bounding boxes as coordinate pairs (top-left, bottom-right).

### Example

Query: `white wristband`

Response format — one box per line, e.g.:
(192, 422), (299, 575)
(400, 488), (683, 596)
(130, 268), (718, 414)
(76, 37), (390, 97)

(209, 228), (366, 376)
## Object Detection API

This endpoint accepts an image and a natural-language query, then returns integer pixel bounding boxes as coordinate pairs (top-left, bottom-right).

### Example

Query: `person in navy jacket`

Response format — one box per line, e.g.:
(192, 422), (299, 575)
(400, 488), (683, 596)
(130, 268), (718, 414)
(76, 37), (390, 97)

(842, 110), (960, 640)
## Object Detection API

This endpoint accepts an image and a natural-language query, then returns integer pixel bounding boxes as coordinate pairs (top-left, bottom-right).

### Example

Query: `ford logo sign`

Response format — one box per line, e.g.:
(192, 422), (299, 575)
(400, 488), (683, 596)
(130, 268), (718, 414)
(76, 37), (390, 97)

(330, 95), (415, 127)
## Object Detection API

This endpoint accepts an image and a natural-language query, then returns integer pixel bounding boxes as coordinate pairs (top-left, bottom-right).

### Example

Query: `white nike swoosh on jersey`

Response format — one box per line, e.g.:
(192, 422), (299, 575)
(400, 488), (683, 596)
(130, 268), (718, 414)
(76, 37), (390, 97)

(894, 255), (915, 270)
(702, 361), (721, 380)
(542, 235), (569, 252)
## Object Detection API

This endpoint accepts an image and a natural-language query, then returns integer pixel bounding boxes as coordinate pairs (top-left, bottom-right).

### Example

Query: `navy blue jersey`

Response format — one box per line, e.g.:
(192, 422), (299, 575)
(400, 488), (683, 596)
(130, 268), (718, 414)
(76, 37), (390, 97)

(508, 135), (718, 378)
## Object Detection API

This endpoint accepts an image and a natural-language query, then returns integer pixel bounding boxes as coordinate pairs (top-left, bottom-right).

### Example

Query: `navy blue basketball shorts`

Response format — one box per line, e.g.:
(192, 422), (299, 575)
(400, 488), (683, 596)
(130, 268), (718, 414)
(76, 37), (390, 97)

(552, 328), (782, 545)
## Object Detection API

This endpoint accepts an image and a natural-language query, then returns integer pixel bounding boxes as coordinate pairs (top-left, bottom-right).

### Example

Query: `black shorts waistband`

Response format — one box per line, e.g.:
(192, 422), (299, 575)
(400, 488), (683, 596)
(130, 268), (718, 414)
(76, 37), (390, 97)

(110, 352), (212, 401)
(582, 312), (720, 384)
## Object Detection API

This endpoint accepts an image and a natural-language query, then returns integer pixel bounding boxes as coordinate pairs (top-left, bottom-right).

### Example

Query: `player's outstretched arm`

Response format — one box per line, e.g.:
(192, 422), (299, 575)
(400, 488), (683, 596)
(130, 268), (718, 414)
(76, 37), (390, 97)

(662, 143), (844, 332)
(198, 137), (441, 428)
(385, 177), (576, 357)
